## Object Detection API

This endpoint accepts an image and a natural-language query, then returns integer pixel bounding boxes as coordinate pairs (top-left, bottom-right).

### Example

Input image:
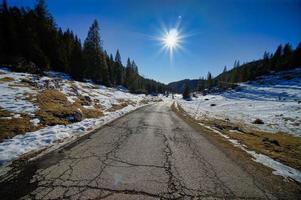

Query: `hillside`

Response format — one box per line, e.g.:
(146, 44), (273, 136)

(175, 68), (301, 182)
(169, 43), (301, 93)
(167, 79), (199, 93)
(0, 67), (162, 165)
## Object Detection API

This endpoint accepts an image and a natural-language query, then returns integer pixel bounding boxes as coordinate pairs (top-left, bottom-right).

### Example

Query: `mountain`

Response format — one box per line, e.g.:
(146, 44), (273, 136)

(168, 79), (199, 93)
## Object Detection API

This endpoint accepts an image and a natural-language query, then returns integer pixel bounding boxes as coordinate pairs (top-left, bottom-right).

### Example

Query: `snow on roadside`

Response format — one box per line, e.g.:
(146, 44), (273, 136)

(0, 67), (159, 166)
(178, 68), (301, 136)
(197, 122), (301, 183)
(0, 69), (38, 113)
(0, 104), (141, 166)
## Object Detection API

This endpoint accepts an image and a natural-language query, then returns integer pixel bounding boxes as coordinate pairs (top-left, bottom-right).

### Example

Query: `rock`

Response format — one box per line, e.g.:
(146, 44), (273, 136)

(73, 110), (83, 122)
(66, 110), (82, 123)
(79, 95), (92, 106)
(252, 118), (264, 124)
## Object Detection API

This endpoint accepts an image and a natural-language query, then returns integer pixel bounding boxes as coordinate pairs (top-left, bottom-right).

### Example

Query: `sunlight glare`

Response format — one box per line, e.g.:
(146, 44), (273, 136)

(163, 28), (179, 49)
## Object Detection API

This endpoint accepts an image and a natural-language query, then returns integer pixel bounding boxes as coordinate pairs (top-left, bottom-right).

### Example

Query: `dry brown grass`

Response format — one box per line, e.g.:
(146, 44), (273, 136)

(0, 77), (15, 82)
(36, 90), (103, 126)
(228, 130), (301, 170)
(73, 98), (103, 118)
(140, 99), (150, 104)
(174, 102), (301, 171)
(0, 109), (37, 142)
(36, 90), (77, 125)
(106, 102), (129, 112)
(0, 89), (104, 142)
(105, 99), (137, 112)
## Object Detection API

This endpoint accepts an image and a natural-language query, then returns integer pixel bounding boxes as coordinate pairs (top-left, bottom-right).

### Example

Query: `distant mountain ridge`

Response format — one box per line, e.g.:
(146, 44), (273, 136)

(168, 79), (199, 93)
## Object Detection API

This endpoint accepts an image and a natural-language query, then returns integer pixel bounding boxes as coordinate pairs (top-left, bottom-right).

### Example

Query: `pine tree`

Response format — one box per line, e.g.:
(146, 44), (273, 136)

(100, 52), (110, 85)
(223, 66), (227, 73)
(70, 37), (84, 80)
(83, 19), (103, 83)
(206, 72), (212, 88)
(108, 53), (115, 85)
(182, 84), (191, 100)
(114, 49), (123, 85)
(291, 42), (301, 67)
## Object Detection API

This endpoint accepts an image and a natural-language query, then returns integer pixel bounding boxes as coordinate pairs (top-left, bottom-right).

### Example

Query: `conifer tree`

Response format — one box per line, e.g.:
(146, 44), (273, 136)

(83, 19), (103, 83)
(114, 49), (123, 85)
(182, 84), (191, 100)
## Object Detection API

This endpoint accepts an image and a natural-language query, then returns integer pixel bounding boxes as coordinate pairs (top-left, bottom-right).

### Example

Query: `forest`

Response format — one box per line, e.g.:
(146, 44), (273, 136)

(197, 43), (301, 92)
(0, 0), (166, 94)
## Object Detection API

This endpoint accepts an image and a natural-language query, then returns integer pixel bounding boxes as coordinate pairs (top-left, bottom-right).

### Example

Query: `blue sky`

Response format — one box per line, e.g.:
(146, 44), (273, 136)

(9, 0), (301, 83)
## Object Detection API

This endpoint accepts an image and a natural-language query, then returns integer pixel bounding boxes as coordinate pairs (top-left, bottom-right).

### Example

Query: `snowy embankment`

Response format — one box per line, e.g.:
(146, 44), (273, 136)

(176, 68), (301, 183)
(179, 68), (301, 136)
(0, 68), (160, 166)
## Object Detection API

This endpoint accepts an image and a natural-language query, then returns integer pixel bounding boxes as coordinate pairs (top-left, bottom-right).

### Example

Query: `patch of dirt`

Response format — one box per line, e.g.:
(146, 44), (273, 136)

(0, 77), (15, 82)
(36, 90), (103, 126)
(106, 102), (129, 112)
(0, 108), (37, 142)
(36, 89), (78, 125)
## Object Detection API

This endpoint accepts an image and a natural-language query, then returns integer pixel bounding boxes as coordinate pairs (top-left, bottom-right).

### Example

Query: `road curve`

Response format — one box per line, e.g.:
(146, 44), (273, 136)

(0, 102), (275, 199)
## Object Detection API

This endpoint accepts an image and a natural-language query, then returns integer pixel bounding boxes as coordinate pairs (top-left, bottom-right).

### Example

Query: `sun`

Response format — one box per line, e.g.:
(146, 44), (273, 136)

(163, 28), (179, 49)
(158, 27), (183, 61)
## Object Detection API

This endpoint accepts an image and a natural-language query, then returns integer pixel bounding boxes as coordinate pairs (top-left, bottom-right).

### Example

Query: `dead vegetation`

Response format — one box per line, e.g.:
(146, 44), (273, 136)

(0, 108), (37, 142)
(0, 77), (15, 82)
(106, 99), (136, 112)
(36, 89), (103, 126)
(173, 102), (301, 171)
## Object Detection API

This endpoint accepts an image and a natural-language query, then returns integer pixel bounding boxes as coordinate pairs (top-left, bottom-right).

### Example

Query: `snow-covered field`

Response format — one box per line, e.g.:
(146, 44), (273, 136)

(178, 68), (301, 136)
(0, 68), (160, 166)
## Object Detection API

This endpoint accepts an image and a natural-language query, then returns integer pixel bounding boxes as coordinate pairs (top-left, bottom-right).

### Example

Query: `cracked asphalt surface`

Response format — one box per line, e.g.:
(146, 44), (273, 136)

(0, 102), (276, 199)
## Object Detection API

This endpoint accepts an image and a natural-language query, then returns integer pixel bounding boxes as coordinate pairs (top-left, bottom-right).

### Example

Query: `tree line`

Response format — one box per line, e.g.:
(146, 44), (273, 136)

(197, 43), (301, 91)
(0, 0), (166, 94)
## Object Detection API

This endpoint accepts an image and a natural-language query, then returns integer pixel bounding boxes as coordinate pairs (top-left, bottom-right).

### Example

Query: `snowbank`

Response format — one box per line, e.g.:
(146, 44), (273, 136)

(178, 68), (301, 136)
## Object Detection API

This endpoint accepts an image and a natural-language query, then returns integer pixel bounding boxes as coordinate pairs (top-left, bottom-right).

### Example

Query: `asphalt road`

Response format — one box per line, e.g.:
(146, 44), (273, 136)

(1, 102), (275, 199)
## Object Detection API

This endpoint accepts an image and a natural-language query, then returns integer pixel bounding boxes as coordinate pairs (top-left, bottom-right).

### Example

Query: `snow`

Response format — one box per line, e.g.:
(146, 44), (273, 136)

(178, 68), (301, 136)
(0, 69), (38, 113)
(30, 118), (40, 126)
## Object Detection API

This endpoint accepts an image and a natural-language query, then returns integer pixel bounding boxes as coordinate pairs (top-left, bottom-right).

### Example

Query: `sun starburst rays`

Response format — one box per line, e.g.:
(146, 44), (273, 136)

(155, 22), (186, 62)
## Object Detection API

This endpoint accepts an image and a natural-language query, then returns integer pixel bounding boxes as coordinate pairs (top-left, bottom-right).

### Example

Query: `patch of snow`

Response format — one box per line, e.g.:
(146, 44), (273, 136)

(13, 114), (21, 118)
(30, 118), (40, 126)
(0, 69), (38, 113)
